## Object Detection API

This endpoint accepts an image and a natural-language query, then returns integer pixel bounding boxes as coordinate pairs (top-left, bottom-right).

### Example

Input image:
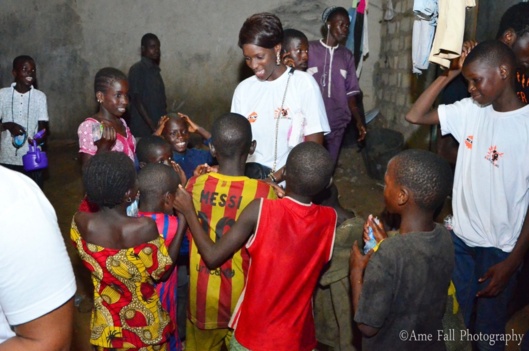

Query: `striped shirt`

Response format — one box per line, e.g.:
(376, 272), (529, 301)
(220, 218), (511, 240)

(186, 173), (276, 329)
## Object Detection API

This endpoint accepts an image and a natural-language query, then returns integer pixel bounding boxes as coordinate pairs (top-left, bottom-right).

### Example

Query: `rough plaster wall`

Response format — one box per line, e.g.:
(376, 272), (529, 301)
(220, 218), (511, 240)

(373, 0), (415, 137)
(0, 1), (90, 140)
(0, 0), (382, 139)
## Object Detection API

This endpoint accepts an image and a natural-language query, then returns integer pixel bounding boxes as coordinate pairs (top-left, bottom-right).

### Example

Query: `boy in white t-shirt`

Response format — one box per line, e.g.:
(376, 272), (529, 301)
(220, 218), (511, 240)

(406, 40), (529, 351)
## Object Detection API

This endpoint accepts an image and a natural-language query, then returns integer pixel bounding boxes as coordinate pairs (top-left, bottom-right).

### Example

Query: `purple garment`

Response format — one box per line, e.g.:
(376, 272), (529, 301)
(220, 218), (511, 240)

(308, 40), (360, 130)
(324, 128), (347, 166)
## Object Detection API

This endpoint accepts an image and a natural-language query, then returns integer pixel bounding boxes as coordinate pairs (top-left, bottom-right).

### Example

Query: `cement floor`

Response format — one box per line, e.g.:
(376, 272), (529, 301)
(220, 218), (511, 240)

(41, 138), (386, 350)
(41, 138), (528, 350)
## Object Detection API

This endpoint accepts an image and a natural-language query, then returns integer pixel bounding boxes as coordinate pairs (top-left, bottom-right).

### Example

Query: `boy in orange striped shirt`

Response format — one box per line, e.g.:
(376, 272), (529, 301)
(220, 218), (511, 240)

(184, 112), (276, 350)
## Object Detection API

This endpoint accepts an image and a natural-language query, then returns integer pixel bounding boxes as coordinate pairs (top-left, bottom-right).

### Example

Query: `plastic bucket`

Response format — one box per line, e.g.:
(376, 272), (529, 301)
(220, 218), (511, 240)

(361, 128), (404, 180)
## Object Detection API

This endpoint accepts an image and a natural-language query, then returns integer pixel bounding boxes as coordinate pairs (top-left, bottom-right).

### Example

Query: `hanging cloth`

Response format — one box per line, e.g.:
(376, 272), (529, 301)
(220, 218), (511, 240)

(356, 10), (370, 78)
(428, 0), (476, 69)
(412, 0), (438, 74)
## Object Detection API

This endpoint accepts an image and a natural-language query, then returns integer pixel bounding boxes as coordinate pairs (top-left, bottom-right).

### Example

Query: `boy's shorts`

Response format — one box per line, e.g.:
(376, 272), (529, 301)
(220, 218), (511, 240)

(185, 318), (232, 351)
(229, 335), (250, 351)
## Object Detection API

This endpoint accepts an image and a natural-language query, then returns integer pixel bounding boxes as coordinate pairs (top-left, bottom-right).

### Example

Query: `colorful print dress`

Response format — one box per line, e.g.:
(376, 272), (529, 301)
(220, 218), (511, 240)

(71, 220), (174, 350)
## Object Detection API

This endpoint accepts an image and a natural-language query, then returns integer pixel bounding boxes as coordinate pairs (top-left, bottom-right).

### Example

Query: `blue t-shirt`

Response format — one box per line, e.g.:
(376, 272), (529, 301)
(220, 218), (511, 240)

(173, 147), (215, 180)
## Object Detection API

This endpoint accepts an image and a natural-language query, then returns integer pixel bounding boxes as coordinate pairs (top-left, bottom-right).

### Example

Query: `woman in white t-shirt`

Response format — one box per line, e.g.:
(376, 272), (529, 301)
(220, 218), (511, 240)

(231, 12), (330, 183)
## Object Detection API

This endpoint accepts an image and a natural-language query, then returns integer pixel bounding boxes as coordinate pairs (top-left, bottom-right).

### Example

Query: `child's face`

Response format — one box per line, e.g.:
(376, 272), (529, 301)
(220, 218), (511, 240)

(98, 79), (129, 117)
(462, 60), (505, 106)
(147, 145), (173, 166)
(328, 13), (350, 43)
(383, 161), (400, 213)
(285, 38), (309, 71)
(162, 118), (189, 153)
(12, 60), (36, 89)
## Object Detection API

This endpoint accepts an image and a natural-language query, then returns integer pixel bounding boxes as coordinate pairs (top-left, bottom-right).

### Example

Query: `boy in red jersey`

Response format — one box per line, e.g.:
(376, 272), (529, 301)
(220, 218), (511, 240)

(183, 112), (276, 350)
(174, 141), (337, 351)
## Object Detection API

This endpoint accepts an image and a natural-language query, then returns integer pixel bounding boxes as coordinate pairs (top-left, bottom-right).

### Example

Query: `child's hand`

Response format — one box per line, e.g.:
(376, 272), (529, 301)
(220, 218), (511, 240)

(193, 163), (218, 177)
(173, 184), (195, 215)
(29, 129), (46, 145)
(263, 178), (285, 198)
(363, 215), (387, 244)
(154, 115), (169, 136)
(178, 113), (199, 133)
(94, 123), (117, 151)
(170, 161), (187, 186)
(350, 240), (373, 273)
(2, 122), (25, 136)
(450, 40), (478, 72)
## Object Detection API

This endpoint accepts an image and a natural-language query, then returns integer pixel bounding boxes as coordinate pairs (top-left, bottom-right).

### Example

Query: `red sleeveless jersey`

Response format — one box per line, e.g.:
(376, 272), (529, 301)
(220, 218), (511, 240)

(230, 197), (336, 350)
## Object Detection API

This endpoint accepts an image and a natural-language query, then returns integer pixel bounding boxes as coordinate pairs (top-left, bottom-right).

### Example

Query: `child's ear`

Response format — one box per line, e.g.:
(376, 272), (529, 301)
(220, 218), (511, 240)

(499, 65), (509, 80)
(501, 29), (517, 48)
(96, 91), (104, 103)
(249, 140), (257, 156)
(163, 191), (176, 211)
(398, 187), (409, 206)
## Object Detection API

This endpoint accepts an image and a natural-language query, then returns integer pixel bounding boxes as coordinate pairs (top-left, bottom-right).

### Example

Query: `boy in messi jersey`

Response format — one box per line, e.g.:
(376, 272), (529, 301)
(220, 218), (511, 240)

(183, 112), (276, 351)
(174, 142), (337, 351)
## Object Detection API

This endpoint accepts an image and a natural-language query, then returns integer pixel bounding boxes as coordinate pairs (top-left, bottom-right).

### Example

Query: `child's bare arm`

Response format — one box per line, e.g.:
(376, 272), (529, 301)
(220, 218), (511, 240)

(159, 212), (188, 282)
(178, 113), (212, 141)
(349, 241), (379, 337)
(406, 41), (476, 125)
(173, 185), (259, 268)
(154, 115), (169, 136)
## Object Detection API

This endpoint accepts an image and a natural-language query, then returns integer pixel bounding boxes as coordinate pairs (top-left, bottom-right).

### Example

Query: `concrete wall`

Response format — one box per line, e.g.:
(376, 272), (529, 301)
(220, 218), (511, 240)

(0, 0), (382, 140)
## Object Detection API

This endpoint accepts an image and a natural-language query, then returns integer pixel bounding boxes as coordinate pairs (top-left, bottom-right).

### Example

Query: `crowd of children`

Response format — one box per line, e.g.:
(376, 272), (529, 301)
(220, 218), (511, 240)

(4, 3), (529, 351)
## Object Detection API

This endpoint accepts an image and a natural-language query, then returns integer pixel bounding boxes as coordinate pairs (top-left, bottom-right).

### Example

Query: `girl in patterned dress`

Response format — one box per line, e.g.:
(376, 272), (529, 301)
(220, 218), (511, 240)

(71, 152), (183, 350)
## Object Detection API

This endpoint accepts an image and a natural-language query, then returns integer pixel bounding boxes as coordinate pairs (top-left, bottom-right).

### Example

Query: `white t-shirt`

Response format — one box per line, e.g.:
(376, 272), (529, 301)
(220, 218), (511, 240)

(0, 166), (76, 343)
(439, 98), (529, 252)
(231, 68), (330, 170)
(0, 84), (49, 165)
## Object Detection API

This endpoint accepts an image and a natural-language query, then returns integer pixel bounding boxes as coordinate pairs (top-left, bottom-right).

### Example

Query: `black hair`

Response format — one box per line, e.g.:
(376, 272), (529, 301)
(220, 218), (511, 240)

(281, 29), (308, 55)
(136, 135), (172, 163)
(94, 67), (127, 95)
(463, 40), (516, 72)
(285, 142), (333, 197)
(12, 55), (35, 70)
(496, 3), (529, 39)
(138, 163), (181, 204)
(238, 12), (283, 49)
(322, 6), (349, 24)
(141, 33), (160, 47)
(211, 112), (252, 158)
(82, 152), (136, 208)
(391, 149), (453, 212)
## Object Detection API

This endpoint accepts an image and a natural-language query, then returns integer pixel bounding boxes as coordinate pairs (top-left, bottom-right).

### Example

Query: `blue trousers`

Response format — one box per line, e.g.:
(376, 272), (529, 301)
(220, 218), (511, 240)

(451, 232), (519, 351)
